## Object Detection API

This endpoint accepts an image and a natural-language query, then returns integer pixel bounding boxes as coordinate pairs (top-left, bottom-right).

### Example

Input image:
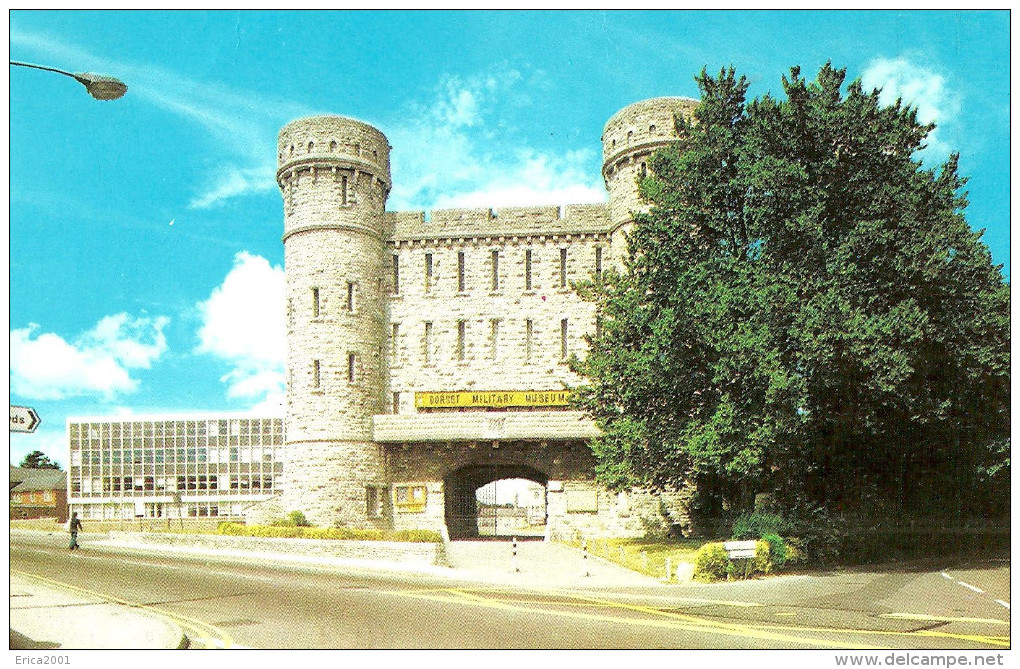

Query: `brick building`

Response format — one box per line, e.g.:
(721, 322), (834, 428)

(10, 466), (68, 523)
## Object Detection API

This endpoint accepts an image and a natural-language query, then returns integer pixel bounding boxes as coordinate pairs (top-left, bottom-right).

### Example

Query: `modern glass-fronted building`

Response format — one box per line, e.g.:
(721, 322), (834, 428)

(67, 414), (284, 521)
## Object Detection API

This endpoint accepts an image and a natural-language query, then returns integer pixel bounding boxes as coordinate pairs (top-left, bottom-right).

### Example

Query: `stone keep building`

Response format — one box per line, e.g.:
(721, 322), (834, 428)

(254, 97), (698, 539)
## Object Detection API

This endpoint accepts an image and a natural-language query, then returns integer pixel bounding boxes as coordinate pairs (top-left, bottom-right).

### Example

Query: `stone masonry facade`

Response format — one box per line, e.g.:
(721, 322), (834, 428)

(251, 97), (699, 539)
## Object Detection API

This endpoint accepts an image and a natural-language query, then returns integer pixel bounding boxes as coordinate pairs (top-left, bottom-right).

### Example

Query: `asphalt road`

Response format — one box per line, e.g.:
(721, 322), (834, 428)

(9, 532), (1010, 650)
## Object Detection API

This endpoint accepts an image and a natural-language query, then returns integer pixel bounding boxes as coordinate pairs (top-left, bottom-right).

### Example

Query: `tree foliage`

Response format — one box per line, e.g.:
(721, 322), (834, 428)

(19, 450), (61, 470)
(573, 63), (1010, 520)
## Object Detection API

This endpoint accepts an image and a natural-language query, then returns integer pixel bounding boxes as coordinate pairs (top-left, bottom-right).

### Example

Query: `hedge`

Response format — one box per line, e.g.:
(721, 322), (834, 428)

(216, 522), (442, 543)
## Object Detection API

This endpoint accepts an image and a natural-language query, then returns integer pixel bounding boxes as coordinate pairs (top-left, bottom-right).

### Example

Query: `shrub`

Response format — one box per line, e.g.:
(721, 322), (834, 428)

(784, 537), (806, 566)
(215, 522), (441, 543)
(693, 542), (730, 582)
(731, 511), (791, 540)
(761, 533), (788, 571)
(788, 507), (844, 566)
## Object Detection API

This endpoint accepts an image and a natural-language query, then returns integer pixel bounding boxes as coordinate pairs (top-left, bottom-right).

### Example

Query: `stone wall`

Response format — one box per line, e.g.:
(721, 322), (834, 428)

(386, 234), (603, 407)
(107, 531), (442, 567)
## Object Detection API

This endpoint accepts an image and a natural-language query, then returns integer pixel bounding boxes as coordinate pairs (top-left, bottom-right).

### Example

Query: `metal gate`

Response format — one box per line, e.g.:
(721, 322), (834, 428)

(444, 464), (549, 540)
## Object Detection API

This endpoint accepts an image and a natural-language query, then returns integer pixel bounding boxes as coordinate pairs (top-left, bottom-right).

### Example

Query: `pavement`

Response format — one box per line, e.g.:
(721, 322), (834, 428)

(9, 530), (663, 650)
(10, 570), (187, 650)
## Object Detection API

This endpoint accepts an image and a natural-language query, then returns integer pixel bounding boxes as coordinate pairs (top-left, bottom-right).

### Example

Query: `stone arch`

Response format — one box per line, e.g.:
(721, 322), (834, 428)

(444, 463), (548, 539)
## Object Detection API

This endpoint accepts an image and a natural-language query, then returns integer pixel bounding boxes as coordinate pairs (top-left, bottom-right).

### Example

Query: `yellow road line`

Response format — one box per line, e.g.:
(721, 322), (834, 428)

(881, 613), (1010, 626)
(386, 588), (885, 649)
(11, 569), (234, 649)
(388, 587), (1010, 650)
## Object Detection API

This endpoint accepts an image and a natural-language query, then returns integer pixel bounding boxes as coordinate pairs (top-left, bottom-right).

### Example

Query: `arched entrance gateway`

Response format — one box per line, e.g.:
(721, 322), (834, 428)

(445, 464), (548, 540)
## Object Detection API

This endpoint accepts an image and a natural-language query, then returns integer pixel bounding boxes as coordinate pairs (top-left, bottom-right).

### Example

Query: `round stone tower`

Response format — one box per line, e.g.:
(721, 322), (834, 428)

(601, 97), (699, 230)
(275, 116), (391, 528)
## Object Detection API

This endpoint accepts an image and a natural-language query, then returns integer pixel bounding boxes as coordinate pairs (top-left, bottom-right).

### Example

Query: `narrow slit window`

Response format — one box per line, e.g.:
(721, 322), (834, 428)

(595, 247), (603, 280)
(424, 322), (433, 365)
(490, 319), (499, 360)
(525, 319), (533, 363)
(341, 175), (349, 205)
(561, 318), (569, 359)
(525, 249), (533, 291)
(312, 359), (321, 389)
(425, 253), (433, 293)
(347, 353), (356, 383)
(392, 392), (400, 415)
(347, 281), (355, 312)
(559, 248), (568, 288)
(391, 323), (400, 360)
(457, 320), (466, 361)
(491, 250), (499, 291)
(458, 251), (466, 292)
(392, 255), (400, 295)
(311, 287), (320, 318)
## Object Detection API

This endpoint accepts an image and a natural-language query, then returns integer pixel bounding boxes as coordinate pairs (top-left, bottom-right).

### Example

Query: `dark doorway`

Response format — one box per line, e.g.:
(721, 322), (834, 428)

(444, 464), (548, 540)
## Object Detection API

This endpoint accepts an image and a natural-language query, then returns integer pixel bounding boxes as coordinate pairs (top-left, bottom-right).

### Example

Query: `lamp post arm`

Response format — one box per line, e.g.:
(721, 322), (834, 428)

(10, 60), (127, 100)
(10, 60), (77, 78)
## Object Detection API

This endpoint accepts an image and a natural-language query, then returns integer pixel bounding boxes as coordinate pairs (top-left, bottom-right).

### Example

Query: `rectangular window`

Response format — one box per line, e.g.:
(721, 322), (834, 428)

(457, 320), (466, 361)
(525, 249), (533, 290)
(595, 247), (603, 280)
(341, 175), (349, 205)
(525, 319), (533, 363)
(311, 287), (320, 318)
(391, 323), (400, 360)
(347, 353), (356, 383)
(366, 486), (384, 518)
(346, 281), (355, 312)
(561, 318), (569, 359)
(425, 253), (433, 293)
(392, 255), (400, 294)
(312, 359), (321, 388)
(491, 250), (499, 291)
(424, 322), (433, 365)
(490, 319), (500, 360)
(458, 251), (466, 292)
(392, 392), (400, 414)
(560, 248), (568, 287)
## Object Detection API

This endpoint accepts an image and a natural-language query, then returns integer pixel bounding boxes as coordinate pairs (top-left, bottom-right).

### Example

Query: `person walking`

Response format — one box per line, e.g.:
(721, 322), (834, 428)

(67, 511), (82, 551)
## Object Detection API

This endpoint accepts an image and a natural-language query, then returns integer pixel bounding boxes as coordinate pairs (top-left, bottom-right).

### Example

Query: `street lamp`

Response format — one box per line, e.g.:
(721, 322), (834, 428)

(10, 60), (127, 100)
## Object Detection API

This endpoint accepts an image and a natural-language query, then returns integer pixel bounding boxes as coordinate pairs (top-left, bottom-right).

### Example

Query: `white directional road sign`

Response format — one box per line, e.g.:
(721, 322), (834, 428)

(10, 406), (41, 434)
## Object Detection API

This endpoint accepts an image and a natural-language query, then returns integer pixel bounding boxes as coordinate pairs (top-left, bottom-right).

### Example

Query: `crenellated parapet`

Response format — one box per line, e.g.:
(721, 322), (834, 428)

(278, 116), (392, 242)
(385, 203), (611, 244)
(601, 97), (698, 226)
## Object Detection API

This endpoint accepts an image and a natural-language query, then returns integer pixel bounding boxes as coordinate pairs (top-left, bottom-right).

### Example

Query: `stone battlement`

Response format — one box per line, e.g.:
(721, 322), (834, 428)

(386, 203), (611, 241)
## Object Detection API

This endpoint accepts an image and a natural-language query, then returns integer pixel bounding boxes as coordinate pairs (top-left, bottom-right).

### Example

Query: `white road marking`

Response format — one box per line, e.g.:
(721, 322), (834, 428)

(957, 581), (984, 594)
(995, 600), (1010, 610)
(941, 572), (954, 580)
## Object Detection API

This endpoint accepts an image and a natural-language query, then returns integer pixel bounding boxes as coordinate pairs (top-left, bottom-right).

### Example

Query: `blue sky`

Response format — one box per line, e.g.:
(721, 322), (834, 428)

(8, 10), (1011, 468)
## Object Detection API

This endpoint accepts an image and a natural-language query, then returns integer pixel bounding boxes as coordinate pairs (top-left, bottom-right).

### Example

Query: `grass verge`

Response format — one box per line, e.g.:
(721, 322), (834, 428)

(559, 536), (713, 580)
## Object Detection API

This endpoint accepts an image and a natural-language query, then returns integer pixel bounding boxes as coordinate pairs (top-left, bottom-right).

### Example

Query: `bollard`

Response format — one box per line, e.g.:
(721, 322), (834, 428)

(512, 536), (519, 573)
(582, 539), (590, 577)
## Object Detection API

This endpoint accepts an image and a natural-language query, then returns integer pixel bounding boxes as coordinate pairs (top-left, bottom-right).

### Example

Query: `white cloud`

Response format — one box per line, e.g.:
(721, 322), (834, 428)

(387, 68), (606, 211)
(861, 56), (960, 155)
(195, 252), (286, 404)
(10, 314), (169, 400)
(10, 28), (307, 210)
(11, 430), (69, 470)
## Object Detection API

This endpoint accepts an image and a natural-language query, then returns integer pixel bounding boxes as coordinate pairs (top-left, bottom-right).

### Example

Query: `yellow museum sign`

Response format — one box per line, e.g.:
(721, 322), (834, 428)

(414, 390), (571, 409)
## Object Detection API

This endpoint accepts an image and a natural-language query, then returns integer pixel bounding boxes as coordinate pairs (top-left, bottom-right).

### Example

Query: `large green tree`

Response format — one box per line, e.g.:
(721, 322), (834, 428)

(573, 64), (1009, 521)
